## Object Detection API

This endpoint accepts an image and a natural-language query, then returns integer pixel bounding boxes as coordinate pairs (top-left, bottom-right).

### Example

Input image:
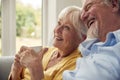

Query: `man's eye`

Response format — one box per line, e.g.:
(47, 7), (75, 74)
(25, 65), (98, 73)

(85, 3), (92, 11)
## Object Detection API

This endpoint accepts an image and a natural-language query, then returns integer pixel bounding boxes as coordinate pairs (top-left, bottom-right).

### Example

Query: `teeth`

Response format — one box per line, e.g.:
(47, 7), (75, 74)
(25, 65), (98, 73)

(89, 20), (94, 26)
(55, 36), (63, 41)
(88, 19), (94, 28)
(56, 37), (61, 39)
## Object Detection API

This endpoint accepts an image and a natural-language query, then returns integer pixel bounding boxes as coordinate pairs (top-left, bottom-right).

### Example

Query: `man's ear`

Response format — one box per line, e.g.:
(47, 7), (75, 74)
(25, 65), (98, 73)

(111, 0), (119, 12)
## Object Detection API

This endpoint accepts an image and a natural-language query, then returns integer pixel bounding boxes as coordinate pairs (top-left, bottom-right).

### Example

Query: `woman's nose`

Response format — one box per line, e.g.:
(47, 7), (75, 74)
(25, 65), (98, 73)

(54, 26), (62, 34)
(81, 10), (89, 22)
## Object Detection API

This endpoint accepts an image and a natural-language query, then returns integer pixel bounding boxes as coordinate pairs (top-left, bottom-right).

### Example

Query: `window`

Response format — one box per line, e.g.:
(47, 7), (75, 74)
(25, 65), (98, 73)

(16, 0), (42, 52)
(0, 0), (42, 56)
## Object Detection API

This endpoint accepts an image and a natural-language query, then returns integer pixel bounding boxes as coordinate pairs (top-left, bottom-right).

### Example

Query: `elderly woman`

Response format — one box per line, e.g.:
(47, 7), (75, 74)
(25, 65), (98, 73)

(9, 6), (87, 80)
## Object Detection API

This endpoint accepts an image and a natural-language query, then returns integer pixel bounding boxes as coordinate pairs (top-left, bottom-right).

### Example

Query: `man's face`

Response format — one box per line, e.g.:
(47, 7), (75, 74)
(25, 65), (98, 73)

(81, 0), (114, 41)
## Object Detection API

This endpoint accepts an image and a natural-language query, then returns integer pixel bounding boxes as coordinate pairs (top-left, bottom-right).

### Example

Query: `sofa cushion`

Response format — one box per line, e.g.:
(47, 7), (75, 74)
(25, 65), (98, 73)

(0, 56), (14, 80)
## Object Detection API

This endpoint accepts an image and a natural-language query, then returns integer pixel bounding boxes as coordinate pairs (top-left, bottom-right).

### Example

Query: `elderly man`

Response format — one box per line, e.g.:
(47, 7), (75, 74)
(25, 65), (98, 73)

(63, 0), (120, 80)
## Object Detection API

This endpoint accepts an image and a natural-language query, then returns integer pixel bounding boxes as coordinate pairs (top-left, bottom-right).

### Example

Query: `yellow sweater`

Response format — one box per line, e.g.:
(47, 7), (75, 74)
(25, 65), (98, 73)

(16, 47), (81, 80)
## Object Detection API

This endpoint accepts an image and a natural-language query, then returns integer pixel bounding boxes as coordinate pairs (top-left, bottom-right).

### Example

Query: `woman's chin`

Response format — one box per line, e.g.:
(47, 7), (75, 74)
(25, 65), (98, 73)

(53, 43), (62, 48)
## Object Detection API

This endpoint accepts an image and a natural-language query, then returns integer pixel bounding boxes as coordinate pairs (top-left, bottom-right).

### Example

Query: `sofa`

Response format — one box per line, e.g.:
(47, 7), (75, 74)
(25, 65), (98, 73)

(0, 56), (14, 80)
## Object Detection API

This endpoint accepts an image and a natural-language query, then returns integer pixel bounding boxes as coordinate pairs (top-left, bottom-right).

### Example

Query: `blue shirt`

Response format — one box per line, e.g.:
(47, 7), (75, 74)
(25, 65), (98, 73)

(63, 29), (120, 80)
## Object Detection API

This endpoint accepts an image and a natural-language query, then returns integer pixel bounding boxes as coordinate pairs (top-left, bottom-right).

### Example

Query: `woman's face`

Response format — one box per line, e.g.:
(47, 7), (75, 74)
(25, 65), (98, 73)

(53, 17), (81, 51)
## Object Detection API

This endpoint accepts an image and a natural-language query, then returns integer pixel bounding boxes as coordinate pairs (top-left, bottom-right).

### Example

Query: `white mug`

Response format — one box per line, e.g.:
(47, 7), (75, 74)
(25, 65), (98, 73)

(30, 46), (42, 53)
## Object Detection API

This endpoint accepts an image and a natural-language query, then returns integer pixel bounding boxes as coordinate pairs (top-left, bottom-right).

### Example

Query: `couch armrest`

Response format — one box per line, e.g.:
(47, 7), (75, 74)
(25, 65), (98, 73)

(0, 56), (14, 80)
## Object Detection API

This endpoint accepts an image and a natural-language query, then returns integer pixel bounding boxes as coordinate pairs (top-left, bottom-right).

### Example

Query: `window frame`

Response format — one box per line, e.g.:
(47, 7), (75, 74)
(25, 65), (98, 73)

(1, 0), (16, 56)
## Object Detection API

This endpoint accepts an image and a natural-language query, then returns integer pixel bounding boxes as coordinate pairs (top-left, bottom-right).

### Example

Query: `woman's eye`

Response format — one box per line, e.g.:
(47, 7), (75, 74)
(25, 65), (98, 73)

(63, 26), (70, 30)
(57, 21), (61, 26)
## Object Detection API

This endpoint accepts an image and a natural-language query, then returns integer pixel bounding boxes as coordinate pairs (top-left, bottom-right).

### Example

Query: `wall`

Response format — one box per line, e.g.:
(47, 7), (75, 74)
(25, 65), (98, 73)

(57, 0), (83, 17)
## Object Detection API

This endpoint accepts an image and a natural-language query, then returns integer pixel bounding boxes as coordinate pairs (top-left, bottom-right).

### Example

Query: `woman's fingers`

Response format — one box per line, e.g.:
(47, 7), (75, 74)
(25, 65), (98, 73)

(15, 54), (20, 60)
(19, 46), (29, 53)
(38, 48), (48, 59)
(16, 46), (48, 68)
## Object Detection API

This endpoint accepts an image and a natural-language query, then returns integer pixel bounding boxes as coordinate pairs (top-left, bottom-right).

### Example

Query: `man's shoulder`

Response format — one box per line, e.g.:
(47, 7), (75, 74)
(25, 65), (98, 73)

(112, 29), (120, 42)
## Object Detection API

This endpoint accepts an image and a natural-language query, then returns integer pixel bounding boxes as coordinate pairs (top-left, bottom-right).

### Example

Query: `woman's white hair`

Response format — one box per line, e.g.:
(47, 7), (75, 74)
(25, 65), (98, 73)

(58, 6), (88, 40)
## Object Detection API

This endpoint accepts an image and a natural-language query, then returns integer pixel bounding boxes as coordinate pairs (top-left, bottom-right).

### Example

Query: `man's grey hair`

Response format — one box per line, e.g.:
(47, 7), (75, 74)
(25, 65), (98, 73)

(58, 6), (88, 40)
(104, 0), (120, 12)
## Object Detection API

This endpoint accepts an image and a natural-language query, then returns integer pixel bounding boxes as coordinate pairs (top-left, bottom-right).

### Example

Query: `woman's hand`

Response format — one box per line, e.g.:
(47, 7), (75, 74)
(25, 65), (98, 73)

(9, 46), (27, 80)
(19, 47), (48, 80)
(10, 58), (23, 80)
